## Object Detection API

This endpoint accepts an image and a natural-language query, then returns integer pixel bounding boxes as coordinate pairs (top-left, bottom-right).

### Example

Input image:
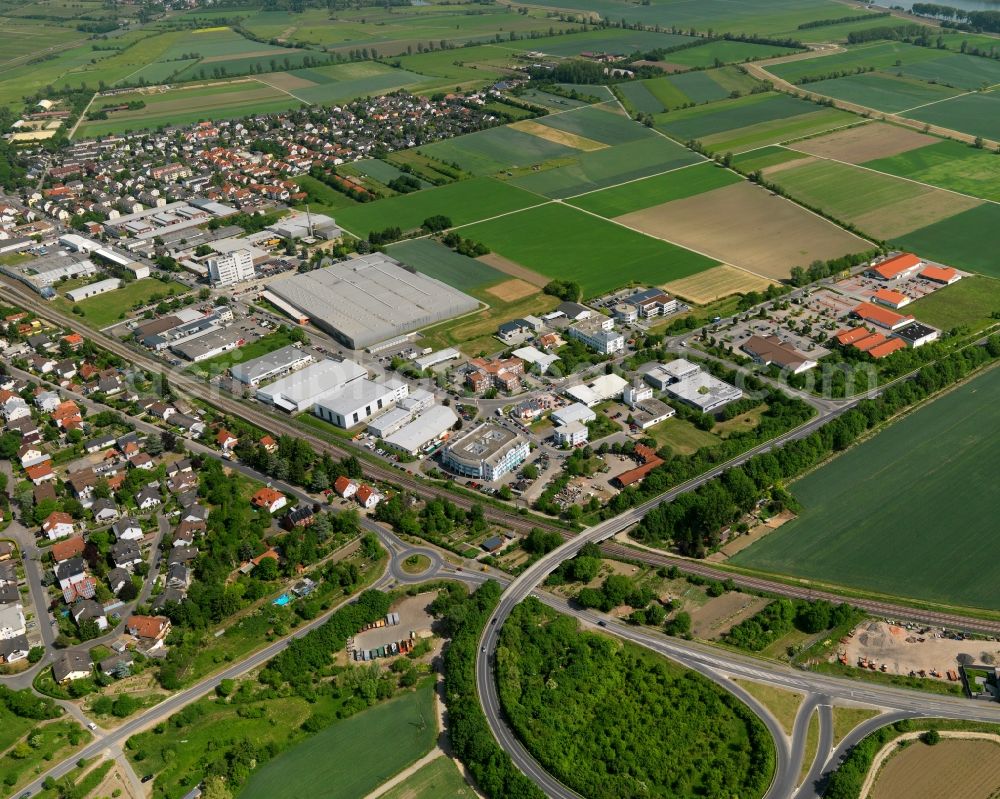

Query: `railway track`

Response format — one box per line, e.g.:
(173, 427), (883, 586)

(8, 279), (1000, 635)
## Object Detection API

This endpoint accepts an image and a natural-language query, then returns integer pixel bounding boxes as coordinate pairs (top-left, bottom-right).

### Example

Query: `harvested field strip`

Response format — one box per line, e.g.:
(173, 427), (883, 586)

(535, 102), (653, 144)
(509, 119), (608, 151)
(663, 264), (777, 305)
(568, 162), (740, 217)
(615, 181), (870, 280)
(788, 121), (937, 163)
(871, 738), (1000, 799)
(891, 203), (1000, 279)
(477, 253), (550, 287)
(486, 278), (537, 302)
(732, 366), (1000, 611)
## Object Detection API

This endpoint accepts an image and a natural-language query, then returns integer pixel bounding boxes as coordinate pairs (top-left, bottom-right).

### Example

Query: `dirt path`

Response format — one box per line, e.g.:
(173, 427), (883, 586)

(859, 731), (1000, 799)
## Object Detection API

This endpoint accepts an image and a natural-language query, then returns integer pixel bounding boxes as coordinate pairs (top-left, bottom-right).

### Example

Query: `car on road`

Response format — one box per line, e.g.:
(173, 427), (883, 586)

(597, 621), (607, 627)
(87, 722), (97, 730)
(141, 775), (154, 783)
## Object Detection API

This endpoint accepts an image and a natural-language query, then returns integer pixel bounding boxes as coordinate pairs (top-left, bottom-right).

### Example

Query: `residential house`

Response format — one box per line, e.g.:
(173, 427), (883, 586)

(111, 541), (143, 571)
(259, 435), (278, 454)
(91, 498), (119, 523)
(70, 599), (108, 632)
(52, 651), (92, 683)
(333, 476), (358, 499)
(17, 443), (48, 469)
(42, 511), (75, 541)
(111, 516), (143, 541)
(84, 433), (116, 454)
(106, 567), (130, 596)
(25, 461), (55, 486)
(0, 634), (30, 664)
(281, 505), (315, 530)
(0, 602), (26, 639)
(126, 614), (170, 642)
(51, 536), (85, 563)
(166, 562), (191, 590)
(251, 487), (287, 514)
(216, 428), (238, 452)
(355, 484), (380, 510)
(129, 452), (155, 471)
(168, 471), (198, 493)
(136, 487), (162, 510)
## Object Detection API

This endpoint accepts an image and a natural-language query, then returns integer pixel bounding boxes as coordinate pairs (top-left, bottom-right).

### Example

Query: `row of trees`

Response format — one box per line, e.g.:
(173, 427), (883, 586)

(723, 598), (858, 651)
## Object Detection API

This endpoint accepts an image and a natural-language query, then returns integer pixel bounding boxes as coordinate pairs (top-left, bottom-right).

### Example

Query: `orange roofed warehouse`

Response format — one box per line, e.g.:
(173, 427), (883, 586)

(852, 302), (914, 331)
(866, 253), (923, 281)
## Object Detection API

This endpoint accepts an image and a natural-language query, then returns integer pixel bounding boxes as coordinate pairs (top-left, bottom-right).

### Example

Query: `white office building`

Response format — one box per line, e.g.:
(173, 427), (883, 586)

(441, 424), (529, 481)
(208, 249), (255, 286)
(314, 377), (408, 429)
(647, 359), (742, 413)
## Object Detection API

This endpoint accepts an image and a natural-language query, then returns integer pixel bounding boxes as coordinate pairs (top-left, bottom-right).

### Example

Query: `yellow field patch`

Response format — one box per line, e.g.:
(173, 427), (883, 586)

(853, 192), (983, 239)
(477, 253), (549, 287)
(510, 119), (608, 152)
(663, 264), (777, 305)
(486, 278), (537, 302)
(193, 26), (230, 33)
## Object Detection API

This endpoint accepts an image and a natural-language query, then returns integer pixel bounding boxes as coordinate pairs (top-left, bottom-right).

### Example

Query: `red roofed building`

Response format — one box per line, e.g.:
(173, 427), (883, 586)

(868, 339), (907, 359)
(920, 265), (960, 285)
(866, 253), (922, 281)
(333, 475), (358, 498)
(834, 327), (870, 346)
(355, 484), (381, 509)
(216, 429), (238, 452)
(613, 444), (664, 488)
(852, 302), (914, 331)
(251, 487), (287, 514)
(871, 288), (911, 310)
(853, 332), (887, 352)
(62, 333), (84, 350)
(51, 535), (85, 562)
(25, 462), (55, 485)
(252, 547), (280, 567)
(259, 435), (278, 454)
(126, 615), (171, 641)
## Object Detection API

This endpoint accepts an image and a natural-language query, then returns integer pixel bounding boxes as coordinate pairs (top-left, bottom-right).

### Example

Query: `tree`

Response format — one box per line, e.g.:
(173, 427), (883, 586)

(922, 728), (940, 745)
(664, 611), (691, 636)
(252, 556), (279, 581)
(201, 776), (233, 799)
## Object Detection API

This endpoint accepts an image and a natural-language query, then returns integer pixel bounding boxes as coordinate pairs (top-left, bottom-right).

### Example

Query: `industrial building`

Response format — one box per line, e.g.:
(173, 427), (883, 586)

(170, 328), (245, 362)
(267, 211), (341, 241)
(554, 420), (588, 447)
(892, 322), (940, 348)
(208, 249), (255, 286)
(648, 359), (742, 413)
(866, 252), (923, 281)
(741, 335), (817, 374)
(231, 344), (314, 386)
(267, 253), (479, 349)
(256, 359), (367, 413)
(65, 278), (122, 302)
(568, 317), (625, 355)
(852, 301), (915, 331)
(383, 405), (459, 456)
(313, 377), (408, 429)
(104, 200), (236, 241)
(551, 402), (596, 427)
(565, 374), (628, 407)
(413, 348), (460, 371)
(441, 423), (529, 481)
(0, 252), (97, 296)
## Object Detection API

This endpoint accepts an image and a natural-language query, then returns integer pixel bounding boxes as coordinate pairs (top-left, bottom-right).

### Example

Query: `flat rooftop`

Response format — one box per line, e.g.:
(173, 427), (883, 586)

(267, 253), (479, 349)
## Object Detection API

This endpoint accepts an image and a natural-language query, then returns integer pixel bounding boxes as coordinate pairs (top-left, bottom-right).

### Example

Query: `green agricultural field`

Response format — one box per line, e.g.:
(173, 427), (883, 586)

(903, 89), (1000, 142)
(279, 63), (430, 104)
(892, 204), (1000, 278)
(535, 102), (651, 145)
(568, 161), (741, 216)
(519, 88), (594, 110)
(768, 41), (948, 84)
(392, 44), (514, 83)
(862, 139), (1000, 203)
(616, 80), (666, 114)
(56, 279), (189, 329)
(386, 238), (506, 292)
(458, 203), (718, 295)
(733, 366), (1000, 611)
(731, 145), (812, 172)
(333, 177), (544, 238)
(240, 681), (438, 799)
(516, 28), (693, 56)
(895, 52), (1000, 91)
(379, 756), (473, 799)
(661, 39), (799, 68)
(349, 158), (432, 189)
(801, 72), (962, 113)
(292, 174), (360, 214)
(74, 80), (302, 137)
(904, 276), (1000, 332)
(509, 136), (703, 198)
(417, 125), (578, 176)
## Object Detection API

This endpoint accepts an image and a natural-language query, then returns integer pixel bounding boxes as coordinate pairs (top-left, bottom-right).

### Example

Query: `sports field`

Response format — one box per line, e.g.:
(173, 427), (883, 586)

(333, 177), (544, 238)
(458, 203), (719, 296)
(240, 681), (437, 799)
(386, 238), (506, 292)
(568, 162), (740, 217)
(892, 204), (1000, 279)
(615, 181), (871, 280)
(766, 159), (982, 239)
(862, 139), (1000, 203)
(733, 365), (1000, 611)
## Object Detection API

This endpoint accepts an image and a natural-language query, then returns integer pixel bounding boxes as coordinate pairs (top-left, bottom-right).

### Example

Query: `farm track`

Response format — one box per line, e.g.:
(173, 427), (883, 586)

(8, 279), (1000, 636)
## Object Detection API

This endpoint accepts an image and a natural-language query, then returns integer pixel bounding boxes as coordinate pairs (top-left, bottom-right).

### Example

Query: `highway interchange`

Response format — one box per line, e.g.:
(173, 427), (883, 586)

(2, 274), (1000, 799)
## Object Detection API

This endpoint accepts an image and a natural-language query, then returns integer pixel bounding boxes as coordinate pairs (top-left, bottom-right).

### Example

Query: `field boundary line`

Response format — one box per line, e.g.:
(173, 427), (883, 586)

(251, 75), (312, 104)
(562, 158), (707, 201)
(896, 78), (1000, 115)
(777, 144), (1000, 207)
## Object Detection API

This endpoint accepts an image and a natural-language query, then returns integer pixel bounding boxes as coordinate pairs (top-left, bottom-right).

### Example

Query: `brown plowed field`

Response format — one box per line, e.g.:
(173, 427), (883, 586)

(871, 739), (1000, 799)
(789, 122), (939, 163)
(617, 181), (870, 280)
